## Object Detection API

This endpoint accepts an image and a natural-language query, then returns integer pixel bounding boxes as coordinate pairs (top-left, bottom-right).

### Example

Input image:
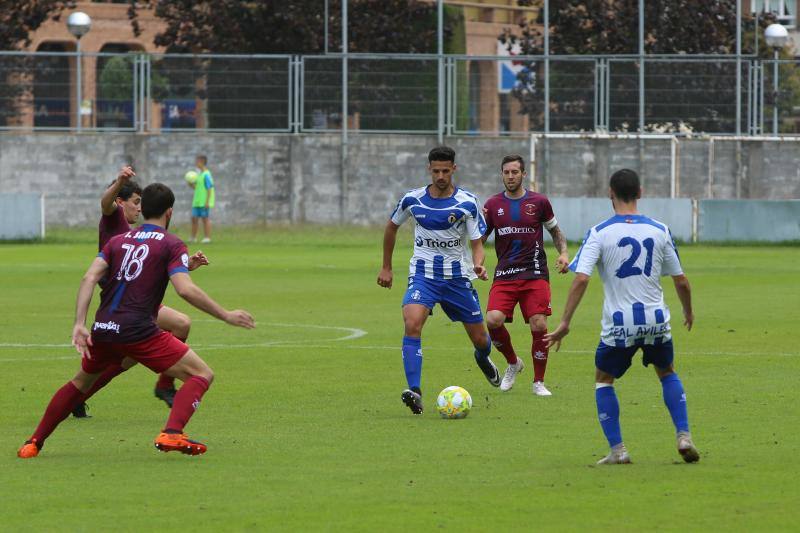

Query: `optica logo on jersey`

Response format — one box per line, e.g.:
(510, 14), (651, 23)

(416, 237), (462, 248)
(497, 226), (536, 236)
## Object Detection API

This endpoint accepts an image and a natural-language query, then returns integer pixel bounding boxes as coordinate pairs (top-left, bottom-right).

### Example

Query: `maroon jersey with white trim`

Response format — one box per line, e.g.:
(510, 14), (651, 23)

(484, 190), (557, 281)
(92, 224), (189, 344)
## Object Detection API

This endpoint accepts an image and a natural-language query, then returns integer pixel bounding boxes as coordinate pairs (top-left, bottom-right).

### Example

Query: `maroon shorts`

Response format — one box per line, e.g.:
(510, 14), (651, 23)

(487, 279), (552, 323)
(83, 331), (189, 374)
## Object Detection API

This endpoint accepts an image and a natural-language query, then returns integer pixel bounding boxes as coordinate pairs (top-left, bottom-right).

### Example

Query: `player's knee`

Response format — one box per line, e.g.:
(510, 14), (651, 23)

(485, 312), (505, 330)
(529, 315), (547, 333)
(403, 319), (424, 337)
(173, 313), (192, 339)
(194, 366), (214, 385)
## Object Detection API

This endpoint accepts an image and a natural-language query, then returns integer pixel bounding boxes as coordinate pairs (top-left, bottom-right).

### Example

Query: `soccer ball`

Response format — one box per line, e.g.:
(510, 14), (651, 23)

(436, 386), (472, 419)
(184, 170), (199, 185)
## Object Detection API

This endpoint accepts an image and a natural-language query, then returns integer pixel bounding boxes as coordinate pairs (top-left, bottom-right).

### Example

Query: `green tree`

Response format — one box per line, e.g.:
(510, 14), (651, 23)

(127, 0), (458, 130)
(0, 1), (74, 126)
(505, 0), (795, 133)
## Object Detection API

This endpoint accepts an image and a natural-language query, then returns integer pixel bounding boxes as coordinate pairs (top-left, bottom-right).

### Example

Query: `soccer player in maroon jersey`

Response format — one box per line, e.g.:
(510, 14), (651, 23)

(18, 183), (254, 458)
(483, 155), (570, 396)
(71, 166), (208, 419)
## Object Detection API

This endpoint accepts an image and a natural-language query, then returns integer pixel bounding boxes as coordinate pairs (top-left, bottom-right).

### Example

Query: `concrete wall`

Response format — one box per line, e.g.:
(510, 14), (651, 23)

(698, 200), (800, 242)
(551, 198), (694, 242)
(0, 193), (43, 239)
(0, 133), (799, 228)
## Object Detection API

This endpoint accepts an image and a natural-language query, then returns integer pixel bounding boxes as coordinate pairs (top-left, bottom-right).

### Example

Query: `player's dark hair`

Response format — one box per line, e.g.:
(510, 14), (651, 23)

(141, 183), (175, 219)
(609, 169), (641, 202)
(110, 179), (142, 201)
(501, 154), (525, 172)
(428, 146), (455, 163)
(196, 154), (208, 165)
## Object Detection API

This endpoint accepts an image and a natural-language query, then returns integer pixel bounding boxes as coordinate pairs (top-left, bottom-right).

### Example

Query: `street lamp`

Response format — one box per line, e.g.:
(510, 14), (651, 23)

(67, 12), (91, 131)
(765, 23), (789, 135)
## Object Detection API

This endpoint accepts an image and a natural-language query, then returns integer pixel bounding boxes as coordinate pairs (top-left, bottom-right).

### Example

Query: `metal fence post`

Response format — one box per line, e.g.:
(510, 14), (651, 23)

(437, 0), (444, 143)
(341, 0), (349, 223)
(736, 0), (742, 135)
(638, 0), (645, 132)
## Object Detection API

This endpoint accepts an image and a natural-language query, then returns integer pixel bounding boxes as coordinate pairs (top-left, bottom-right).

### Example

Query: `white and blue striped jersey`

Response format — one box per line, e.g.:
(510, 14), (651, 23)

(391, 186), (487, 280)
(569, 214), (683, 348)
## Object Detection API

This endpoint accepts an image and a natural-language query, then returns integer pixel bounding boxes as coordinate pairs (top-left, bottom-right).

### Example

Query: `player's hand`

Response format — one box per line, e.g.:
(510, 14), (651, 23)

(683, 310), (694, 331)
(117, 166), (135, 183)
(473, 265), (488, 280)
(71, 324), (93, 359)
(543, 321), (569, 351)
(555, 253), (570, 274)
(377, 267), (393, 289)
(188, 251), (209, 271)
(225, 310), (255, 329)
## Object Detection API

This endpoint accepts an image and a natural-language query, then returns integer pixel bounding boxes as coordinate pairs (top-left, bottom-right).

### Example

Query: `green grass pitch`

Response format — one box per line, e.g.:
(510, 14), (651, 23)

(1, 226), (798, 531)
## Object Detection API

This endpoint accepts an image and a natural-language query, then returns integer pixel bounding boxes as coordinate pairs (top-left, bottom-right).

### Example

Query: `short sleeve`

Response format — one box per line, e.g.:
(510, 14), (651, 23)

(204, 174), (213, 190)
(569, 229), (601, 276)
(541, 197), (557, 230)
(466, 201), (487, 241)
(483, 199), (495, 236)
(661, 228), (683, 276)
(99, 241), (113, 263)
(168, 240), (190, 277)
(390, 194), (413, 226)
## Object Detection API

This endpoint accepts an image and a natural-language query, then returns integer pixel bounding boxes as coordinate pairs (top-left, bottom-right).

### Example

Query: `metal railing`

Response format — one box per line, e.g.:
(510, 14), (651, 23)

(1, 50), (799, 136)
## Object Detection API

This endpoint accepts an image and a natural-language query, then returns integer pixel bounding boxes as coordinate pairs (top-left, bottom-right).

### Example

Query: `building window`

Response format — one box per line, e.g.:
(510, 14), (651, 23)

(752, 0), (795, 28)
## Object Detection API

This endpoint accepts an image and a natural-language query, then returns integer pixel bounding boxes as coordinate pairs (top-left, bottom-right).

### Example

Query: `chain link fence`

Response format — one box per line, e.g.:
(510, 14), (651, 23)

(1, 50), (799, 135)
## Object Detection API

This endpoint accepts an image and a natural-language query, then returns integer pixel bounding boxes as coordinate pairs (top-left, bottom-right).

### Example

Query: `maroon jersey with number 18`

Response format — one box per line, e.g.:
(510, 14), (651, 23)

(93, 223), (189, 344)
(483, 190), (558, 282)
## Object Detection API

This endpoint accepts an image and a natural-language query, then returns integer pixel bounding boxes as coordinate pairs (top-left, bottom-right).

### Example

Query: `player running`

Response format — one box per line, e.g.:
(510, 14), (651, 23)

(377, 146), (500, 415)
(482, 154), (569, 396)
(18, 183), (254, 458)
(545, 169), (699, 465)
(71, 166), (207, 419)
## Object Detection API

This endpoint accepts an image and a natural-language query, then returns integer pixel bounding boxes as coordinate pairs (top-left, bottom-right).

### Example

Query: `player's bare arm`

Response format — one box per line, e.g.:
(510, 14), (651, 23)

(72, 257), (110, 358)
(100, 166), (136, 215)
(547, 225), (570, 273)
(544, 273), (591, 350)
(170, 272), (255, 329)
(470, 238), (488, 280)
(672, 274), (694, 331)
(378, 220), (399, 289)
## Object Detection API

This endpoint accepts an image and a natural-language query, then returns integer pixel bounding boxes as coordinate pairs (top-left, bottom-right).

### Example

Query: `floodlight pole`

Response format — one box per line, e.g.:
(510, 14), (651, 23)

(543, 0), (549, 134)
(67, 12), (92, 131)
(76, 38), (82, 131)
(773, 48), (779, 134)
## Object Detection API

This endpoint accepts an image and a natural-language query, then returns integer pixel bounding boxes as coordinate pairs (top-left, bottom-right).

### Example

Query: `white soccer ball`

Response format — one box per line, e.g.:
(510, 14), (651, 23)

(436, 386), (472, 419)
(184, 170), (199, 185)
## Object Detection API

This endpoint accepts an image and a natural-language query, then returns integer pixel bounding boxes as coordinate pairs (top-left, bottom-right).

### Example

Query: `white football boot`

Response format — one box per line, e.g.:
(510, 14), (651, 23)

(499, 360), (524, 391)
(597, 444), (632, 465)
(532, 381), (553, 396)
(677, 431), (700, 463)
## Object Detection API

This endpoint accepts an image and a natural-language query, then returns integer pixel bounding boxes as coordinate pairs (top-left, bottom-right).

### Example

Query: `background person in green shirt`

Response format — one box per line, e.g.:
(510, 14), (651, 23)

(189, 154), (215, 243)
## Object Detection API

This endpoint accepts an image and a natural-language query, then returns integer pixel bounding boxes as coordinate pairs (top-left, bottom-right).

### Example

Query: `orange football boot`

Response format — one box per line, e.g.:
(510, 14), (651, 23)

(17, 438), (41, 459)
(154, 432), (207, 455)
